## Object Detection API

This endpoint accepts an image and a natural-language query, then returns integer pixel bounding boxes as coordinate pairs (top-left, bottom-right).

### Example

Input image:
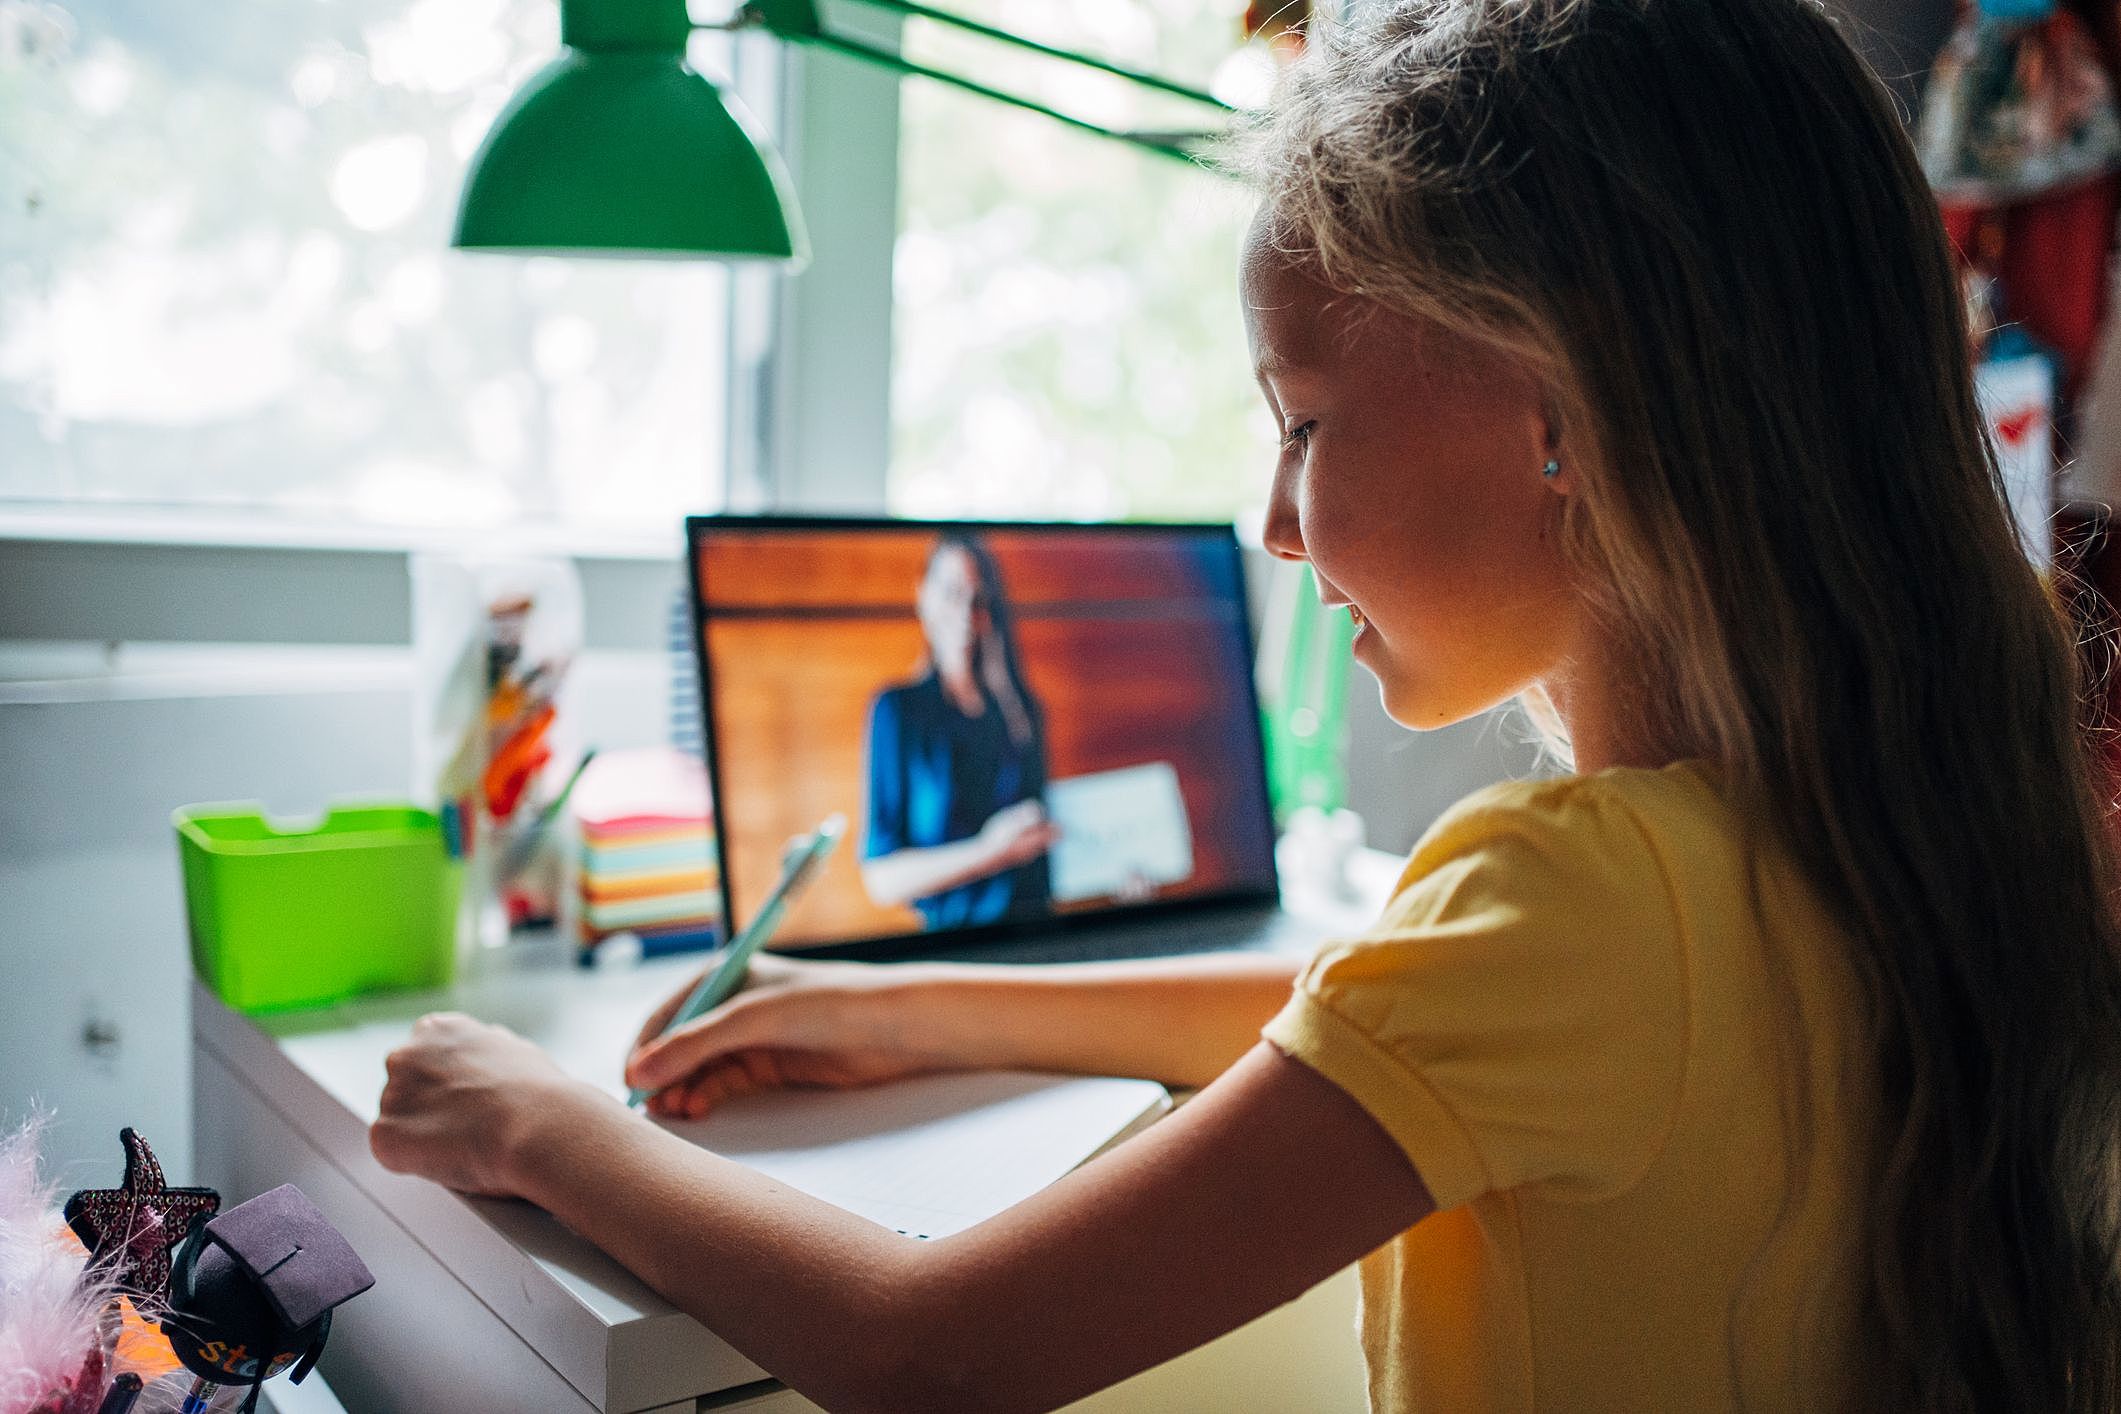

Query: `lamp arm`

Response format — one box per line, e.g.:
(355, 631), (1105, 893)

(848, 0), (1232, 112)
(792, 28), (1212, 163)
(726, 0), (1231, 164)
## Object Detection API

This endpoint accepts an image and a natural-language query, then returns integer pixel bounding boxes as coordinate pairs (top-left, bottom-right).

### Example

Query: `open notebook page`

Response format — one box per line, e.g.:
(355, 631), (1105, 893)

(662, 1072), (1171, 1239)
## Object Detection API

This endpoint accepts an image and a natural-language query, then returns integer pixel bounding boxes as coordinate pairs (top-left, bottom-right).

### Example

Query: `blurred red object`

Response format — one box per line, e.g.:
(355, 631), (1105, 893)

(1943, 180), (2121, 405)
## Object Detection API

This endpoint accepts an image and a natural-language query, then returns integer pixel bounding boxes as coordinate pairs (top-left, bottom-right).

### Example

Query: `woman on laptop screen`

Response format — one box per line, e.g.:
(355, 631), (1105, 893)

(857, 531), (1058, 929)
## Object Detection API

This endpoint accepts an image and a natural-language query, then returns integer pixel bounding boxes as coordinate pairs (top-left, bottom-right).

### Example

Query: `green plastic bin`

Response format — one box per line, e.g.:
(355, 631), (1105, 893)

(175, 803), (460, 1013)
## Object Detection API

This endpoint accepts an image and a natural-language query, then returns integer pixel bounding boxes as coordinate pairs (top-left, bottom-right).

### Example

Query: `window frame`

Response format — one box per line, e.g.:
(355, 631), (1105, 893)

(0, 6), (906, 563)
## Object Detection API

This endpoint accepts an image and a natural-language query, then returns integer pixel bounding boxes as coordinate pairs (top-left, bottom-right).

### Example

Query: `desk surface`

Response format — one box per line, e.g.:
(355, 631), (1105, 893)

(192, 848), (1404, 1413)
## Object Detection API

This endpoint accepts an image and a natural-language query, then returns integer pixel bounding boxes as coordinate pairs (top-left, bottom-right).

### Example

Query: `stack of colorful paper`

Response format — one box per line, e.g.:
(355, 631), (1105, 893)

(572, 747), (721, 958)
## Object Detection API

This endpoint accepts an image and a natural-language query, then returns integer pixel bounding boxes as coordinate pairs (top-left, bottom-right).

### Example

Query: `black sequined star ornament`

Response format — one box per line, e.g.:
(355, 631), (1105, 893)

(64, 1128), (220, 1304)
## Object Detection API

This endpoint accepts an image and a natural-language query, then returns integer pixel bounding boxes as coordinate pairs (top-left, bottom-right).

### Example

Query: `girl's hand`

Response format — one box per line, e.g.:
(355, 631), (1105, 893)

(371, 1012), (607, 1198)
(624, 955), (945, 1120)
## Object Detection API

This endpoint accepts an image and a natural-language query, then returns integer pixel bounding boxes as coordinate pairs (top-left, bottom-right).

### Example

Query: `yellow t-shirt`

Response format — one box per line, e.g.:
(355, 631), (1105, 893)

(1263, 761), (1872, 1412)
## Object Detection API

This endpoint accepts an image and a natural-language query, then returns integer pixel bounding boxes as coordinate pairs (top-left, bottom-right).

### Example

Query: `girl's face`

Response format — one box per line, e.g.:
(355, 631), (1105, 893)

(918, 544), (986, 674)
(1242, 229), (1587, 729)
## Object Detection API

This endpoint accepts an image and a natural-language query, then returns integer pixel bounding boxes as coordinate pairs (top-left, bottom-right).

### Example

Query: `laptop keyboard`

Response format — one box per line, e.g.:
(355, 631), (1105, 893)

(906, 908), (1326, 967)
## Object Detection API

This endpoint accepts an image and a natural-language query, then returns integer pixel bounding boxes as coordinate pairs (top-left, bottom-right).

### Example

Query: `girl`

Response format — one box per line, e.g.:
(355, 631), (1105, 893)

(370, 0), (2121, 1408)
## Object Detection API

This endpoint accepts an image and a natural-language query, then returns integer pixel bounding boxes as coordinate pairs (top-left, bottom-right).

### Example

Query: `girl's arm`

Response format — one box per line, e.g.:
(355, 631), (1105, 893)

(626, 951), (1306, 1108)
(372, 1019), (1431, 1414)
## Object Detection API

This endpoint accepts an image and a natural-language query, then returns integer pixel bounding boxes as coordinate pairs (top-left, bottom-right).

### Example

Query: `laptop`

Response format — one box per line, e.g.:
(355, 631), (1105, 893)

(686, 515), (1331, 965)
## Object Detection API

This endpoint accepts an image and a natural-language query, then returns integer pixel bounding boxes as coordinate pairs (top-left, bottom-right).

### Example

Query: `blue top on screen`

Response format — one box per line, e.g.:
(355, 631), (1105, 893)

(863, 672), (1052, 928)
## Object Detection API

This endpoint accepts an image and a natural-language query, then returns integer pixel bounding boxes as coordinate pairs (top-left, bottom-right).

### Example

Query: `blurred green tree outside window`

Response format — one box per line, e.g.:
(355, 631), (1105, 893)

(889, 0), (1276, 524)
(0, 0), (731, 532)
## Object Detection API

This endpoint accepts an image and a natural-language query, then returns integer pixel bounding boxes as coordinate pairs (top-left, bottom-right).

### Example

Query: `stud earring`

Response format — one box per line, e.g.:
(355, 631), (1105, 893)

(1541, 458), (1561, 480)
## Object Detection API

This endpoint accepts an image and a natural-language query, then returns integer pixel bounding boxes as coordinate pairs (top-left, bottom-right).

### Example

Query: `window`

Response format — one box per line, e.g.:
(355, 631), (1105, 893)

(889, 0), (1275, 524)
(0, 0), (734, 533)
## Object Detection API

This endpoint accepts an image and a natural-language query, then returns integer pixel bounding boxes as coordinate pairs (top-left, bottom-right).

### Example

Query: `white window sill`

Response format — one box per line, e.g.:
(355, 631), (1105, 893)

(0, 500), (688, 562)
(0, 503), (689, 657)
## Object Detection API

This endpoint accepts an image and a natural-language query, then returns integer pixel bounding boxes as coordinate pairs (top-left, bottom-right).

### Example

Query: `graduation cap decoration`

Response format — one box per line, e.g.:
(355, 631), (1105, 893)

(162, 1184), (375, 1414)
(63, 1128), (220, 1305)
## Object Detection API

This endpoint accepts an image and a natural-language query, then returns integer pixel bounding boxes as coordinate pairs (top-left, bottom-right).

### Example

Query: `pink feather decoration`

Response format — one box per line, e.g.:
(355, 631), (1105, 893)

(0, 1114), (127, 1414)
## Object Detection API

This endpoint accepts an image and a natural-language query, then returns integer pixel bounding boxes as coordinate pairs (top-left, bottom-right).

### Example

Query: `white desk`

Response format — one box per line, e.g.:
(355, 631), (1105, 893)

(191, 854), (1398, 1413)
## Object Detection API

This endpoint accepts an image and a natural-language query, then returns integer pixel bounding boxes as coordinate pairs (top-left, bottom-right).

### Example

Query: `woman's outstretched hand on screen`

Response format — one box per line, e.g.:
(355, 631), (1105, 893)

(977, 799), (1062, 870)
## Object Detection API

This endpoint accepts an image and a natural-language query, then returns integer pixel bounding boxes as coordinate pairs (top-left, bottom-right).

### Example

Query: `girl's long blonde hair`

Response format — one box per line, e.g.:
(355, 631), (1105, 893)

(1238, 0), (2121, 1406)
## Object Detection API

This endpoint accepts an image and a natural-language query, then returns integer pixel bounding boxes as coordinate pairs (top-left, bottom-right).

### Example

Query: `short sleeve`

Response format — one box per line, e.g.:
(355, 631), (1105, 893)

(1263, 780), (1689, 1209)
(863, 691), (907, 860)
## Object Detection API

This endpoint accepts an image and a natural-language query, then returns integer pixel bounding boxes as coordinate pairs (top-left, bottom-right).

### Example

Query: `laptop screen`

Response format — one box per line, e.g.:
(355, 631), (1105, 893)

(688, 517), (1281, 955)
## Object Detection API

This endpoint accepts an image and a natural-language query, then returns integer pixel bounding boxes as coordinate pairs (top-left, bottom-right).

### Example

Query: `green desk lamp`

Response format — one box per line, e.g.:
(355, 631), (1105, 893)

(453, 0), (1236, 261)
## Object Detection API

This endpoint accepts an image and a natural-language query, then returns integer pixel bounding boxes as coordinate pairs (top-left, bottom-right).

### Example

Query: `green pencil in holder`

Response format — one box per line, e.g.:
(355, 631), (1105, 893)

(175, 803), (461, 1013)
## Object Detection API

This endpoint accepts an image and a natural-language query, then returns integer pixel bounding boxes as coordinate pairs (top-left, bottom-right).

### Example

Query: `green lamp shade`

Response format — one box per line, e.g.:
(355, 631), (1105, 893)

(453, 49), (809, 263)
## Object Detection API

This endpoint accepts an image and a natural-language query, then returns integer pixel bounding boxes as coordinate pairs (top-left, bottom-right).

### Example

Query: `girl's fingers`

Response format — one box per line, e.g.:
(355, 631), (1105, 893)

(661, 1058), (769, 1119)
(626, 996), (779, 1091)
(649, 1064), (730, 1118)
(632, 970), (708, 1052)
(684, 1067), (751, 1118)
(628, 956), (810, 1070)
(641, 1048), (888, 1123)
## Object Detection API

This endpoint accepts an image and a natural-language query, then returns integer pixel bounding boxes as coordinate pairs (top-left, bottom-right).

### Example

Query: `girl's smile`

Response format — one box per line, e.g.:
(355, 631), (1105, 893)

(1315, 583), (1370, 645)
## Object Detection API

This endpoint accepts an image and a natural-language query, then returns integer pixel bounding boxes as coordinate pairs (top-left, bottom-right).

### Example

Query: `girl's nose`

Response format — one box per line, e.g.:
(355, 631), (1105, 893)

(1261, 492), (1307, 563)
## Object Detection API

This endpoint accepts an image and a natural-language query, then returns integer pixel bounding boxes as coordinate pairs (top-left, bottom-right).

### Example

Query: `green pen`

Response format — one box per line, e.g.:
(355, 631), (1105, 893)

(499, 747), (599, 878)
(627, 813), (846, 1108)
